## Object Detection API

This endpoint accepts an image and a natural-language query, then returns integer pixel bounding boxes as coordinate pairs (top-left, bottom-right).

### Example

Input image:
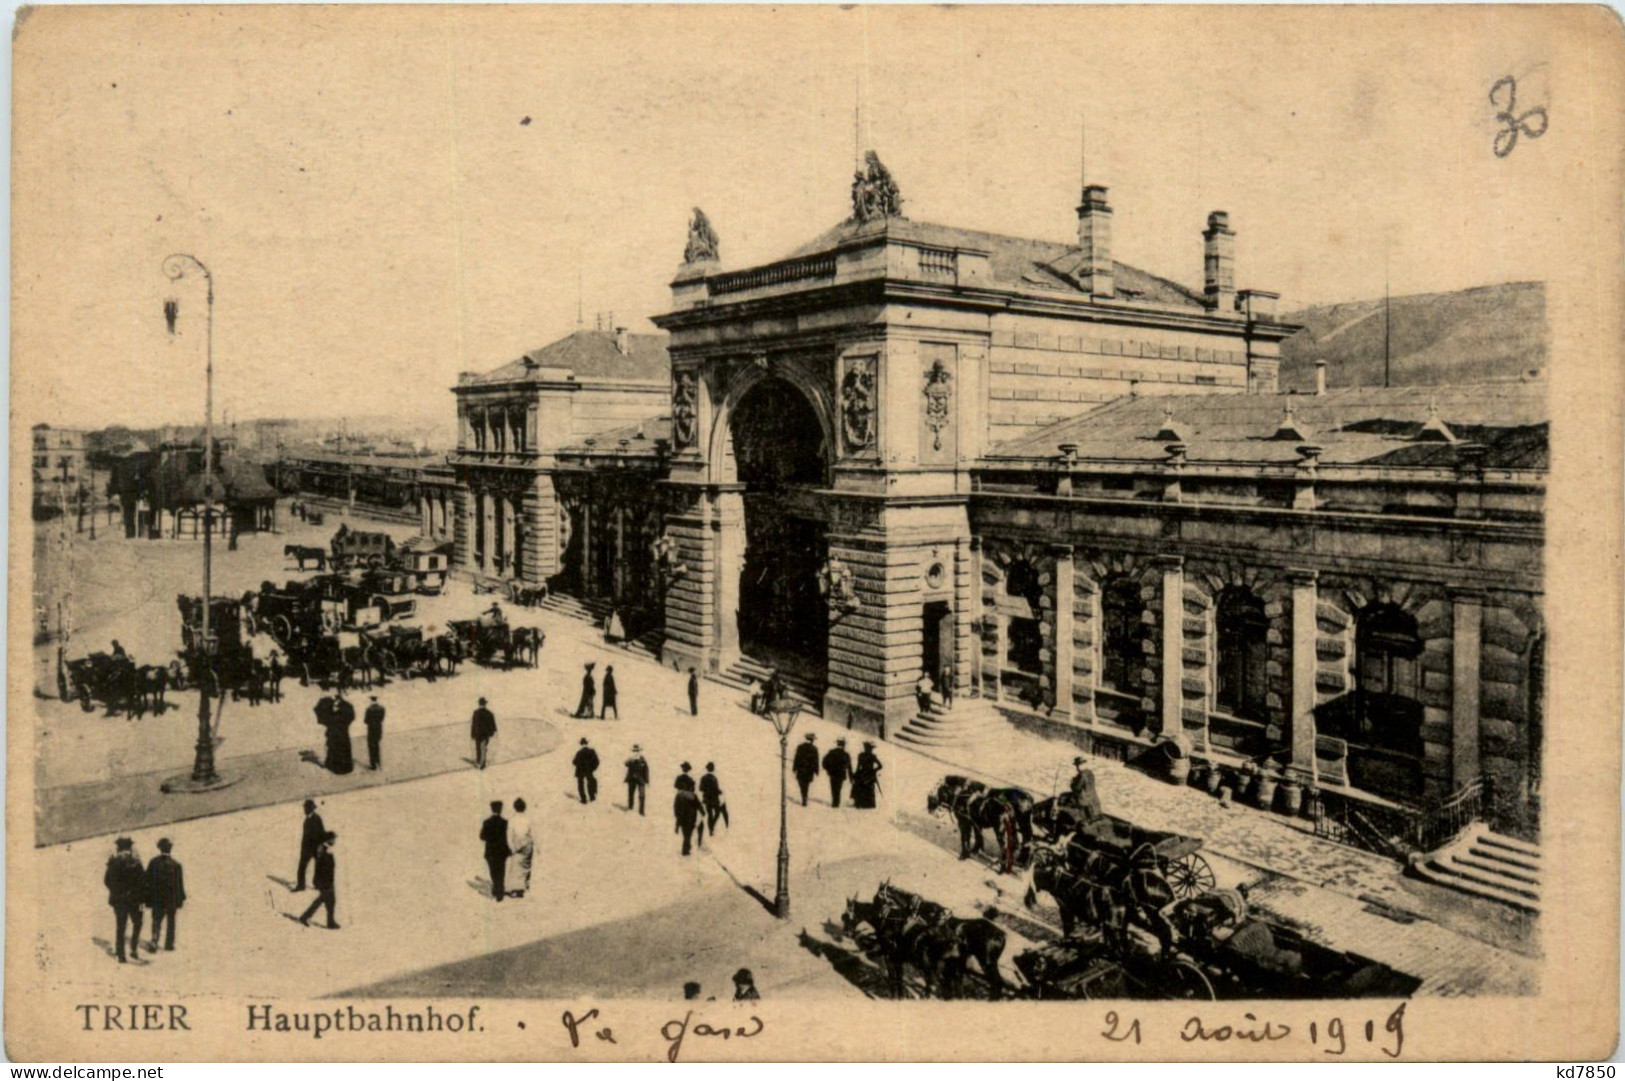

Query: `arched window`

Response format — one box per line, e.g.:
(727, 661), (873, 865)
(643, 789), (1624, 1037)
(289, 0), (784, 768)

(1354, 604), (1423, 756)
(1216, 588), (1270, 721)
(1101, 578), (1144, 694)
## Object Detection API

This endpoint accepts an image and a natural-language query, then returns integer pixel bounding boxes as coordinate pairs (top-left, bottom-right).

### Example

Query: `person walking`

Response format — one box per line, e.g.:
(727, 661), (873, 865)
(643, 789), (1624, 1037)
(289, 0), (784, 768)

(471, 697), (497, 769)
(145, 838), (185, 953)
(480, 802), (511, 902)
(699, 762), (729, 833)
(822, 738), (853, 809)
(573, 663), (597, 719)
(104, 837), (146, 963)
(915, 671), (934, 717)
(298, 833), (339, 929)
(268, 652), (284, 702)
(792, 733), (821, 806)
(600, 665), (619, 720)
(673, 771), (704, 857)
(324, 689), (355, 774)
(852, 742), (883, 809)
(507, 799), (534, 898)
(624, 745), (650, 815)
(572, 738), (600, 804)
(687, 668), (700, 716)
(938, 664), (955, 710)
(364, 695), (386, 771)
(295, 799), (325, 891)
(604, 607), (625, 646)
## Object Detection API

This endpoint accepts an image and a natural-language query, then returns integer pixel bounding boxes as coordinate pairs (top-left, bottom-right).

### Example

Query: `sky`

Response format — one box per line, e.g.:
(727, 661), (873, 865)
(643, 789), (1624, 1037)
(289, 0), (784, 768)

(11, 5), (1600, 428)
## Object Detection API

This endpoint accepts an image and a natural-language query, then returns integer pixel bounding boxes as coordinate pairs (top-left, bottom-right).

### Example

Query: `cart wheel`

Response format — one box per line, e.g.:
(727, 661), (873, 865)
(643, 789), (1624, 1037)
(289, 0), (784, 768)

(1163, 958), (1216, 1001)
(272, 615), (294, 646)
(1165, 853), (1216, 899)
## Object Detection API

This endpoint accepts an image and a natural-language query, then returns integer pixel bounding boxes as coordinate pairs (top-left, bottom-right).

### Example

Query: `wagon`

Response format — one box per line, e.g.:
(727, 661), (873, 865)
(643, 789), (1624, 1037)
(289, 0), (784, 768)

(1032, 795), (1216, 900)
(1173, 908), (1423, 1000)
(328, 525), (395, 571)
(1014, 933), (1217, 1000)
(447, 615), (520, 666)
(62, 652), (139, 713)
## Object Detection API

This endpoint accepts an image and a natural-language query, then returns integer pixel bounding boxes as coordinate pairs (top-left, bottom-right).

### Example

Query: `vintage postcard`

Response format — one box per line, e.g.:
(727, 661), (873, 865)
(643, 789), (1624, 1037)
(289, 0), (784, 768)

(7, 4), (1621, 1062)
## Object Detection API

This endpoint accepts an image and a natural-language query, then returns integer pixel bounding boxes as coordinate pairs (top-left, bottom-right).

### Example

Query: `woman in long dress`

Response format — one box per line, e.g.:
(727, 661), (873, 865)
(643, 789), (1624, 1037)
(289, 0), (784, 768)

(851, 741), (883, 809)
(324, 693), (356, 774)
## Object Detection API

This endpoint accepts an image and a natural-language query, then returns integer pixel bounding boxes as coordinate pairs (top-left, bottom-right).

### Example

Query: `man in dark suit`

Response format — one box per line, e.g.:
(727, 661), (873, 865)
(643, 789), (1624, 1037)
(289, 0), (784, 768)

(624, 744), (649, 815)
(479, 802), (511, 902)
(572, 738), (600, 804)
(104, 837), (146, 963)
(687, 668), (699, 716)
(295, 799), (325, 891)
(673, 777), (703, 857)
(298, 833), (339, 929)
(792, 733), (820, 806)
(822, 738), (853, 809)
(700, 762), (729, 832)
(364, 695), (386, 770)
(471, 697), (497, 769)
(145, 838), (185, 952)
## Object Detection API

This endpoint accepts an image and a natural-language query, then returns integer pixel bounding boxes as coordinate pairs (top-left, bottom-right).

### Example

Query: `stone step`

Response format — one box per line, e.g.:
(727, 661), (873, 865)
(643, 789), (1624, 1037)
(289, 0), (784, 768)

(1464, 842), (1540, 875)
(1474, 831), (1542, 863)
(1452, 851), (1540, 886)
(1413, 825), (1542, 912)
(894, 701), (1008, 750)
(1424, 856), (1541, 909)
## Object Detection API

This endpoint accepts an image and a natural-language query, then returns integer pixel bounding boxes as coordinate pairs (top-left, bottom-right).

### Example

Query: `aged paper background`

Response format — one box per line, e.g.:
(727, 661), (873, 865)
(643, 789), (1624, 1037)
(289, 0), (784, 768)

(7, 4), (1622, 1061)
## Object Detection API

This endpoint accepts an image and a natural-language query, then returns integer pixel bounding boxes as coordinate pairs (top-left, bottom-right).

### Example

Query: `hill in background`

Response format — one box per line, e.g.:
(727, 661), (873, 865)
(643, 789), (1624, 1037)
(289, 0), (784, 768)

(1279, 281), (1545, 391)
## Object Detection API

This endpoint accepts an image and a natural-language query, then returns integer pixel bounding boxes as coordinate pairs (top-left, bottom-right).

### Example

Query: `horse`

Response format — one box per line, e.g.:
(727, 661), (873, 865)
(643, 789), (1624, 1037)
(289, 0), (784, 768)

(927, 776), (1036, 863)
(284, 544), (326, 571)
(1026, 840), (1177, 949)
(841, 894), (961, 999)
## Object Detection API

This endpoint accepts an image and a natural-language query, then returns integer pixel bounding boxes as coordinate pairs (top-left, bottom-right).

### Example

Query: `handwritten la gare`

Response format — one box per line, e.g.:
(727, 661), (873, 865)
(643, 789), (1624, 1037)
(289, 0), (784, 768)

(562, 1008), (763, 1063)
(1102, 1002), (1406, 1058)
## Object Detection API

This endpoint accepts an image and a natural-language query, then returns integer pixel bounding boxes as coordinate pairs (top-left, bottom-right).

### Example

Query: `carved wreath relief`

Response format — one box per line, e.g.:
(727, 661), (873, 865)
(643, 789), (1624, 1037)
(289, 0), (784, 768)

(923, 359), (953, 451)
(672, 370), (698, 449)
(841, 358), (876, 451)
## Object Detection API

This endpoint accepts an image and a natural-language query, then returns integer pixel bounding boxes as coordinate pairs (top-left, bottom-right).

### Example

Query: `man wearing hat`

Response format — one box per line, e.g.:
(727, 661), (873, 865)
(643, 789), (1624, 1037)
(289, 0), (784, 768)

(1066, 756), (1101, 823)
(732, 968), (761, 1001)
(298, 832), (339, 929)
(624, 745), (650, 815)
(295, 799), (326, 892)
(103, 838), (146, 963)
(821, 738), (853, 809)
(792, 732), (820, 806)
(672, 764), (704, 856)
(364, 694), (386, 771)
(700, 762), (729, 833)
(479, 801), (511, 902)
(852, 741), (883, 809)
(145, 838), (185, 952)
(471, 697), (497, 770)
(572, 737), (600, 804)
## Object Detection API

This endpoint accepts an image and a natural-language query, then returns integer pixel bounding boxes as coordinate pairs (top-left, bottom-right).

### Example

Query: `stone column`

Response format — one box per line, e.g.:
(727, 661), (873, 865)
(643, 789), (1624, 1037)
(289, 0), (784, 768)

(579, 502), (593, 593)
(420, 494), (431, 536)
(1451, 591), (1484, 788)
(712, 490), (746, 666)
(1288, 570), (1319, 780)
(1051, 545), (1075, 720)
(500, 496), (516, 577)
(1155, 556), (1184, 738)
(614, 505), (628, 599)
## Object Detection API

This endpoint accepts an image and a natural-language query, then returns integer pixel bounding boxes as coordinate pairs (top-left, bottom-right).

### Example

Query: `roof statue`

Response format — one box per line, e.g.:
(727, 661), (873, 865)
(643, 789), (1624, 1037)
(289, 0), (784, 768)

(683, 207), (721, 264)
(850, 150), (904, 224)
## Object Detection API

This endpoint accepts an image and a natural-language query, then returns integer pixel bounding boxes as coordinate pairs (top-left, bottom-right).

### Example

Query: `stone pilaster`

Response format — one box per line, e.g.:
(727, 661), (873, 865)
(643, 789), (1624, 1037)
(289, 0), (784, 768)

(967, 539), (984, 696)
(521, 473), (559, 585)
(712, 491), (745, 665)
(1451, 591), (1484, 788)
(1155, 555), (1184, 738)
(1288, 570), (1319, 780)
(661, 488), (716, 675)
(953, 537), (974, 698)
(1072, 573), (1098, 723)
(453, 488), (473, 568)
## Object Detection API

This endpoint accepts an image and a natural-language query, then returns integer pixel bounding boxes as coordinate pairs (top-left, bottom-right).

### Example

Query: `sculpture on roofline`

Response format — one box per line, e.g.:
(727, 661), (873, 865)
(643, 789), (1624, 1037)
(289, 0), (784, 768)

(684, 207), (721, 264)
(850, 150), (904, 224)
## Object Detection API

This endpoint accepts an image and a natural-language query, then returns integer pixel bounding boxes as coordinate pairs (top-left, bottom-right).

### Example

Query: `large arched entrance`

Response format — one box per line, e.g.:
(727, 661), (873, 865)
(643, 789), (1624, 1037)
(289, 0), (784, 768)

(728, 377), (829, 671)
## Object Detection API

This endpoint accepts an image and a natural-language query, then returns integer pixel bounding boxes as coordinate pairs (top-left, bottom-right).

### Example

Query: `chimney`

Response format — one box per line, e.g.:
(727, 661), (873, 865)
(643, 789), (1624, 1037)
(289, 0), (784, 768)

(1076, 185), (1114, 298)
(1314, 360), (1328, 396)
(1203, 211), (1236, 312)
(615, 326), (630, 355)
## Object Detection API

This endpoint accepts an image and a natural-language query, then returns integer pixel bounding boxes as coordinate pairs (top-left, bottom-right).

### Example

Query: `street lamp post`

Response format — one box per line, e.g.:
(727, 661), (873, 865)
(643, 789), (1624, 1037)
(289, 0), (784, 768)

(765, 697), (802, 919)
(163, 253), (220, 788)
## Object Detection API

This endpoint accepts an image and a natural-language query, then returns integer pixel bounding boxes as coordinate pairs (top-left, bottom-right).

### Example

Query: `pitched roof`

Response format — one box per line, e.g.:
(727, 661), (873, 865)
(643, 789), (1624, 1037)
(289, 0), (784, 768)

(556, 416), (672, 459)
(784, 217), (1208, 310)
(988, 383), (1547, 469)
(462, 329), (669, 386)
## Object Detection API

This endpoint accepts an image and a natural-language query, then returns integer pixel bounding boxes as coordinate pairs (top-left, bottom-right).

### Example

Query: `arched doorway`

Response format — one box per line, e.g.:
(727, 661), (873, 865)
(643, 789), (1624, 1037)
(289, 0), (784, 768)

(728, 377), (829, 668)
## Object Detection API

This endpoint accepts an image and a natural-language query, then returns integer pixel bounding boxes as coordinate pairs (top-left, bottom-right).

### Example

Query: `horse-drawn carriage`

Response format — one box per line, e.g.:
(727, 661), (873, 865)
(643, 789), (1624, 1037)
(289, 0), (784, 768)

(328, 525), (395, 571)
(1014, 888), (1422, 1001)
(446, 608), (542, 668)
(1033, 796), (1217, 900)
(60, 650), (171, 717)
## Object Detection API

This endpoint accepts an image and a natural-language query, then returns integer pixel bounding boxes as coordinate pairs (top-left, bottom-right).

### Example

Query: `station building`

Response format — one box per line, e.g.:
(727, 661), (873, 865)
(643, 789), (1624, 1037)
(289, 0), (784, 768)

(445, 157), (1545, 841)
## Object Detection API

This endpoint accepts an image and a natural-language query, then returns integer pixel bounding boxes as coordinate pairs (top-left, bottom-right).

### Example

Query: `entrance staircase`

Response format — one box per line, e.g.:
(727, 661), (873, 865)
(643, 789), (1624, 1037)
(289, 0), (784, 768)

(894, 696), (1009, 751)
(710, 654), (824, 718)
(1414, 826), (1542, 912)
(532, 592), (664, 663)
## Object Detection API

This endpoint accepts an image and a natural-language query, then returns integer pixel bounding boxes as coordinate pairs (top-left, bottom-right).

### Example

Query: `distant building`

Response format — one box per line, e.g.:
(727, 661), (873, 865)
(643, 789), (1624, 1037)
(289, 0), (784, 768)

(107, 439), (279, 539)
(31, 424), (88, 519)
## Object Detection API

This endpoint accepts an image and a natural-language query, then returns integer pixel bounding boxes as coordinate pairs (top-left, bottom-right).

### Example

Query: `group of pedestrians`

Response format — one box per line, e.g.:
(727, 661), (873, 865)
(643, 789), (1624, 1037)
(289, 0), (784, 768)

(313, 691), (389, 774)
(791, 733), (884, 809)
(571, 663), (619, 719)
(479, 798), (535, 902)
(569, 737), (730, 856)
(102, 836), (186, 962)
